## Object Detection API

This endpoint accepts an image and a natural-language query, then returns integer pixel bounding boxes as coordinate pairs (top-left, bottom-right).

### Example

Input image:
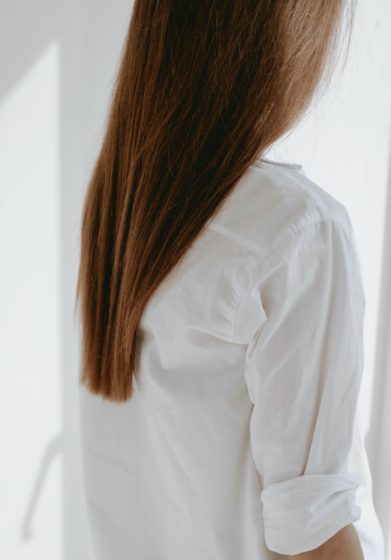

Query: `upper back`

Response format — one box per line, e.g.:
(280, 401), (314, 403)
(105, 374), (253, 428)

(135, 159), (356, 410)
(206, 158), (352, 260)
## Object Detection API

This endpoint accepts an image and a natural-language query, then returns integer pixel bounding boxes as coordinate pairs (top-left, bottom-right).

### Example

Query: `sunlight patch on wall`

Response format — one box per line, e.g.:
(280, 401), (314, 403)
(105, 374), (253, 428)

(0, 41), (62, 559)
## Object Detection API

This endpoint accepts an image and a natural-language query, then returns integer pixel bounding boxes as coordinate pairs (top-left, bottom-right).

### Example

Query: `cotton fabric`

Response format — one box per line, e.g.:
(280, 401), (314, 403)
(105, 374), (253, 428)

(79, 157), (385, 559)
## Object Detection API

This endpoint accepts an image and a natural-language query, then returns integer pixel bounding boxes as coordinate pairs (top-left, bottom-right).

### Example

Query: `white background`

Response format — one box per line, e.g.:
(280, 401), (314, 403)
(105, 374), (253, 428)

(0, 0), (390, 558)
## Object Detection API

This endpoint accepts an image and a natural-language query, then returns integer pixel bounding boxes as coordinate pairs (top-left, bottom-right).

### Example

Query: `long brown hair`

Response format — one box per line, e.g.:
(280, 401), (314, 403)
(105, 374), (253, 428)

(75, 0), (355, 403)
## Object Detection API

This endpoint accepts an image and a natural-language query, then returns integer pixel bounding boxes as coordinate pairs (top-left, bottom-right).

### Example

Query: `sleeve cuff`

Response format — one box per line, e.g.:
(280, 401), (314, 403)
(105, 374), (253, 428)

(260, 472), (362, 555)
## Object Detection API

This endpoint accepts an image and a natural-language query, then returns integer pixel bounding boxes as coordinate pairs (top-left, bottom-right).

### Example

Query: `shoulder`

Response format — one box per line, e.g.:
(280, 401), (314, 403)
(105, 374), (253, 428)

(206, 159), (354, 261)
(225, 161), (365, 345)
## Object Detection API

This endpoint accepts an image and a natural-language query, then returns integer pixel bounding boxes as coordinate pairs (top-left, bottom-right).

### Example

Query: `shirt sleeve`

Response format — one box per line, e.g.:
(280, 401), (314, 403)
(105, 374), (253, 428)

(237, 216), (365, 555)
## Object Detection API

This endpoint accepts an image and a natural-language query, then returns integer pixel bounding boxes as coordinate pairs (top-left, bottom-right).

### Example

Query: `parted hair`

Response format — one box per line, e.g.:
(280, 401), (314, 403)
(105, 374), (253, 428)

(75, 0), (355, 402)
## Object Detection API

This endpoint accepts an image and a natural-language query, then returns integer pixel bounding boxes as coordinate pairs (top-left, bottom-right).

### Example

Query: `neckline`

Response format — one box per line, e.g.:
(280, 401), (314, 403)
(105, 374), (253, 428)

(252, 156), (303, 171)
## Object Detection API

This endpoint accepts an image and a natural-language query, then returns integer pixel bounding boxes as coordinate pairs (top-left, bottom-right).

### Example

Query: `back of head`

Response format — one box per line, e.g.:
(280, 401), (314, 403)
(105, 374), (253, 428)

(76, 0), (355, 402)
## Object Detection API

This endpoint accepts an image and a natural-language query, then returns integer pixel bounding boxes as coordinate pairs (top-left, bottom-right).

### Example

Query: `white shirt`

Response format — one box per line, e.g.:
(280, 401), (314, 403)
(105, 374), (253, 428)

(79, 157), (385, 559)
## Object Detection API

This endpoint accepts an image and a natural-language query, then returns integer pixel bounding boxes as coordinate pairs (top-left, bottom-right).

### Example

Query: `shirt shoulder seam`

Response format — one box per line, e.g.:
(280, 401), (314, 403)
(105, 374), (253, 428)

(231, 214), (357, 342)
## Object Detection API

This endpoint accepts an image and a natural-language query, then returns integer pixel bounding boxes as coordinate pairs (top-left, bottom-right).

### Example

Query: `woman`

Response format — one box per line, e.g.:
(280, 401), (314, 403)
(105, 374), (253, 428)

(76, 1), (385, 558)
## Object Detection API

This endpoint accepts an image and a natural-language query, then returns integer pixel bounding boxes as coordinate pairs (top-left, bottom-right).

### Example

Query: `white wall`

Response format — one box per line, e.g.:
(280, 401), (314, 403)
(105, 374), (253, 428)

(1, 0), (390, 558)
(0, 1), (133, 558)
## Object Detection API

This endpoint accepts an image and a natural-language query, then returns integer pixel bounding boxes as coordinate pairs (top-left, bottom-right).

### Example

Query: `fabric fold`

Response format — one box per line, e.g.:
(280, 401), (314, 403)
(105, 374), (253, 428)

(261, 472), (362, 554)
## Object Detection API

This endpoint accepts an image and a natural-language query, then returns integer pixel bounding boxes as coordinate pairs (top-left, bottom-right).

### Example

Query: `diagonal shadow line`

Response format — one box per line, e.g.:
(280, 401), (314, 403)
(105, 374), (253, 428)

(0, 0), (57, 103)
(19, 433), (63, 540)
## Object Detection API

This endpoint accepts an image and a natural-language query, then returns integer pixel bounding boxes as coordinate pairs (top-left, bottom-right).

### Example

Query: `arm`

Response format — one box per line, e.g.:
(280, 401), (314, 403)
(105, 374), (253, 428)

(286, 523), (364, 559)
(235, 216), (366, 556)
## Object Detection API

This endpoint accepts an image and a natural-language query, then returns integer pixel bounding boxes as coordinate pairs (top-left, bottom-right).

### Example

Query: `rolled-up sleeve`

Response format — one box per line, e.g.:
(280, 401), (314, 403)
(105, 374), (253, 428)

(240, 215), (365, 555)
